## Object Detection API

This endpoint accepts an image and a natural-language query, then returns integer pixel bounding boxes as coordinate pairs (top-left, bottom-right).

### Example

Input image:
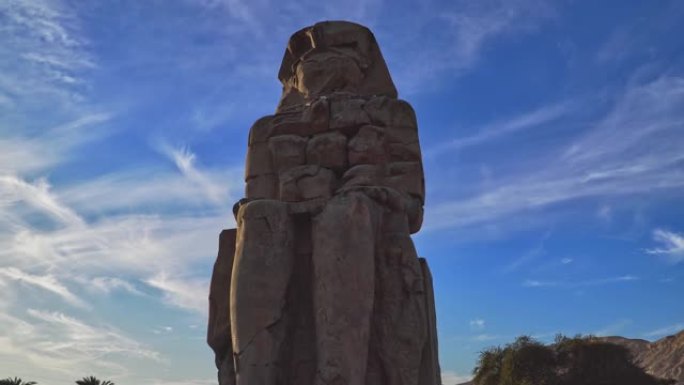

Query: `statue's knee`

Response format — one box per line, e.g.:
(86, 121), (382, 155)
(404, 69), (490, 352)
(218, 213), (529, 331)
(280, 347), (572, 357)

(317, 191), (377, 230)
(334, 190), (374, 208)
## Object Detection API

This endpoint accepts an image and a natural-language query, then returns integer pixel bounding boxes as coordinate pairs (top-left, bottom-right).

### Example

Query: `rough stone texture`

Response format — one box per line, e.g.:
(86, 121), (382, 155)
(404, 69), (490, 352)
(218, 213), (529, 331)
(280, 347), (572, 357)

(277, 21), (397, 109)
(363, 97), (418, 129)
(207, 229), (237, 385)
(269, 135), (308, 173)
(245, 173), (278, 199)
(208, 20), (440, 385)
(306, 131), (348, 171)
(600, 332), (684, 385)
(245, 142), (272, 179)
(330, 98), (372, 135)
(348, 125), (388, 166)
(419, 258), (442, 385)
(341, 164), (385, 190)
(279, 165), (337, 202)
(231, 200), (295, 385)
(312, 191), (378, 385)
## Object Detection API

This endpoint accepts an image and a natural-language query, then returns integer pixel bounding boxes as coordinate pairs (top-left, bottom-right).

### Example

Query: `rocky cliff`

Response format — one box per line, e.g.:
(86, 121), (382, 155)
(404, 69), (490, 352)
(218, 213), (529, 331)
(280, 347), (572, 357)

(456, 330), (684, 385)
(601, 330), (684, 385)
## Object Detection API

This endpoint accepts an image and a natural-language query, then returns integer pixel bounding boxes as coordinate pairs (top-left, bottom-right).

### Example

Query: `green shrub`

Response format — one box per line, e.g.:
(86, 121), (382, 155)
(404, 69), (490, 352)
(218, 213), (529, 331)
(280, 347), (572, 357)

(473, 334), (675, 385)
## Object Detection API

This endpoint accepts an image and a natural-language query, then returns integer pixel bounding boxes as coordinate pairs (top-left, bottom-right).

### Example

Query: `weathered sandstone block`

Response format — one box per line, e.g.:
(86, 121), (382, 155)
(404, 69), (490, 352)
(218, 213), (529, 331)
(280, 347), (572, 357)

(245, 142), (272, 180)
(306, 131), (348, 171)
(269, 134), (307, 173)
(303, 98), (330, 133)
(231, 200), (294, 385)
(330, 98), (371, 134)
(348, 125), (388, 166)
(279, 165), (337, 202)
(364, 96), (418, 128)
(208, 229), (237, 385)
(245, 173), (278, 199)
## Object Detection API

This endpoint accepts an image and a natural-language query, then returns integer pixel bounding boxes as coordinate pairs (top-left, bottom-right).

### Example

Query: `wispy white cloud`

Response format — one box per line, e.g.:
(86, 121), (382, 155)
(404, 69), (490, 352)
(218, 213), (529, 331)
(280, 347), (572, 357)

(2, 212), (228, 276)
(439, 0), (556, 67)
(146, 273), (209, 316)
(0, 123), (234, 381)
(597, 204), (612, 222)
(645, 229), (684, 263)
(26, 308), (161, 361)
(593, 318), (632, 337)
(428, 102), (573, 157)
(523, 275), (639, 288)
(0, 175), (84, 227)
(0, 0), (94, 113)
(89, 276), (145, 296)
(0, 308), (161, 381)
(643, 322), (684, 338)
(159, 145), (231, 206)
(384, 0), (557, 93)
(426, 76), (684, 231)
(470, 318), (486, 331)
(0, 6), (116, 376)
(190, 0), (258, 26)
(472, 333), (503, 342)
(0, 267), (87, 308)
(0, 178), (228, 381)
(152, 325), (174, 335)
(595, 2), (683, 66)
(562, 77), (684, 165)
(502, 231), (550, 273)
(191, 102), (237, 132)
(441, 370), (472, 385)
(183, 0), (556, 97)
(0, 113), (111, 176)
(518, 254), (576, 276)
(0, 109), (109, 237)
(59, 167), (240, 216)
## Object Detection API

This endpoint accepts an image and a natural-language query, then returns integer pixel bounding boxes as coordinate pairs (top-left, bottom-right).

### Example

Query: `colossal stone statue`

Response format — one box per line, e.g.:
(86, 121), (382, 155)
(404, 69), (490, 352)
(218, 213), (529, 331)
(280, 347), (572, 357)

(207, 21), (441, 385)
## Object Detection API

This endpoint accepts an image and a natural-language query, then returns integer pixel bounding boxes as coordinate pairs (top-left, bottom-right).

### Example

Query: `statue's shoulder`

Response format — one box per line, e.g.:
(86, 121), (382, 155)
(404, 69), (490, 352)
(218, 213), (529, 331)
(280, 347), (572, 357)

(248, 115), (276, 146)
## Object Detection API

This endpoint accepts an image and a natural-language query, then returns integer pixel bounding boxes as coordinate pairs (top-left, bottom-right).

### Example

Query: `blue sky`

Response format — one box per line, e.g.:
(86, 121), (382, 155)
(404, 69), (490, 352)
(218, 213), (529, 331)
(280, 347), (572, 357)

(1, 0), (683, 384)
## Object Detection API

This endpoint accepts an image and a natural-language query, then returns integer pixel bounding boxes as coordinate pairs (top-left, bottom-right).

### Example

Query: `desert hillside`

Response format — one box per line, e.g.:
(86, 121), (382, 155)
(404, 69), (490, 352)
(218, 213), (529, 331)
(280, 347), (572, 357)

(456, 330), (684, 385)
(600, 331), (684, 385)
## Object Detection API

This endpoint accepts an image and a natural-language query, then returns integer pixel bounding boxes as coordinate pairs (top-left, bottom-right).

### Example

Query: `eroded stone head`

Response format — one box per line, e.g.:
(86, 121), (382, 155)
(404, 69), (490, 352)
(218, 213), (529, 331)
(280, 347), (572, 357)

(277, 21), (398, 110)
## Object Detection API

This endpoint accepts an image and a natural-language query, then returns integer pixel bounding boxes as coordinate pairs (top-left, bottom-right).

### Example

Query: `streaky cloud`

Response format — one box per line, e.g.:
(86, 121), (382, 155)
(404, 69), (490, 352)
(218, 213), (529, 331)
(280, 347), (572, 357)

(0, 267), (88, 308)
(646, 228), (684, 263)
(643, 322), (684, 338)
(523, 275), (639, 289)
(425, 76), (684, 231)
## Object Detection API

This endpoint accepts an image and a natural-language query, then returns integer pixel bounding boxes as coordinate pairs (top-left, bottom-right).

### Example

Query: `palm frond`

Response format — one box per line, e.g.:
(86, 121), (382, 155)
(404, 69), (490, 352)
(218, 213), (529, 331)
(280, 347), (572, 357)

(0, 378), (37, 385)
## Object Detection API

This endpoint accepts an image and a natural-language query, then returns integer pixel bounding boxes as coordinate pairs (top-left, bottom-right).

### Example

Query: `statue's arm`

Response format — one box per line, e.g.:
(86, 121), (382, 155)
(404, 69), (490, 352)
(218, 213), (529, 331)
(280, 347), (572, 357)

(340, 97), (426, 233)
(385, 161), (424, 234)
(376, 99), (424, 234)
